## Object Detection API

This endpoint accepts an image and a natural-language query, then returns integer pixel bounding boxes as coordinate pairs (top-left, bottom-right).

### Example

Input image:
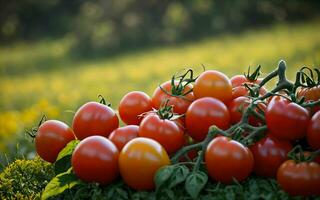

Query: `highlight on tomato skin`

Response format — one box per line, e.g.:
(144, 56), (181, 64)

(108, 125), (139, 151)
(118, 137), (170, 190)
(118, 91), (153, 125)
(72, 102), (119, 140)
(35, 120), (75, 163)
(71, 136), (119, 185)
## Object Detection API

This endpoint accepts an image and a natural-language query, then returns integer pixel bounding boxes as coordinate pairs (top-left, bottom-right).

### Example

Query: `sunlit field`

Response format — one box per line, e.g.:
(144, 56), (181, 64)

(1, 20), (320, 166)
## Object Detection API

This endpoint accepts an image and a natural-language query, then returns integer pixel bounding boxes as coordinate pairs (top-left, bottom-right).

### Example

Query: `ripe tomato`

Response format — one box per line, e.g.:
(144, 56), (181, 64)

(205, 136), (254, 184)
(72, 102), (119, 140)
(118, 91), (152, 125)
(35, 120), (75, 163)
(232, 85), (267, 99)
(265, 96), (310, 140)
(297, 85), (320, 113)
(250, 136), (292, 177)
(193, 70), (232, 104)
(230, 75), (262, 88)
(108, 125), (139, 151)
(277, 160), (320, 196)
(228, 96), (266, 126)
(71, 136), (119, 185)
(152, 81), (194, 114)
(307, 111), (320, 150)
(139, 113), (184, 154)
(186, 97), (230, 141)
(119, 137), (170, 190)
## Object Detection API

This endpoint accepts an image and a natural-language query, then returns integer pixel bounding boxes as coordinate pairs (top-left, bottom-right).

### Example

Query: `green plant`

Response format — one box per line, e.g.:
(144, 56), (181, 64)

(0, 157), (54, 199)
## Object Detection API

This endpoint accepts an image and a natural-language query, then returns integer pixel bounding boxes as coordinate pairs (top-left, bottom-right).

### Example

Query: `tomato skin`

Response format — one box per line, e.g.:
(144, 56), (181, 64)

(119, 137), (170, 190)
(228, 96), (266, 126)
(307, 111), (320, 149)
(119, 91), (152, 125)
(108, 125), (139, 151)
(186, 97), (230, 141)
(152, 81), (194, 115)
(139, 114), (184, 154)
(232, 85), (267, 99)
(265, 96), (310, 140)
(230, 75), (262, 88)
(205, 136), (254, 184)
(277, 160), (320, 196)
(35, 120), (75, 163)
(193, 70), (232, 104)
(72, 102), (119, 140)
(250, 136), (292, 177)
(71, 136), (119, 185)
(297, 86), (320, 113)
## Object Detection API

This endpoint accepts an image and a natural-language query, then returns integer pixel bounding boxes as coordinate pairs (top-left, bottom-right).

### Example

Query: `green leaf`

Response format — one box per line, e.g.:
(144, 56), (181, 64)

(168, 165), (190, 188)
(41, 169), (82, 200)
(154, 165), (174, 191)
(54, 140), (79, 174)
(185, 171), (208, 199)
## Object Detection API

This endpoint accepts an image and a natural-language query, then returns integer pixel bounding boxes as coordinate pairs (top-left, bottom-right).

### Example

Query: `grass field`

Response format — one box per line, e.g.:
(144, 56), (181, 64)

(0, 20), (320, 164)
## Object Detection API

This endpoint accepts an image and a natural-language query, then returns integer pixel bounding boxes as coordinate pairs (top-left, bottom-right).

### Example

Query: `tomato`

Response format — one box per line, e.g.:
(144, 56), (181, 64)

(228, 96), (266, 126)
(108, 125), (139, 151)
(193, 70), (232, 104)
(205, 136), (254, 184)
(152, 81), (194, 114)
(232, 85), (267, 99)
(35, 120), (75, 163)
(186, 97), (230, 141)
(265, 96), (310, 140)
(230, 75), (262, 88)
(297, 85), (320, 113)
(71, 136), (119, 185)
(118, 91), (152, 125)
(139, 113), (184, 154)
(119, 137), (170, 190)
(307, 111), (320, 150)
(72, 102), (119, 140)
(277, 160), (320, 196)
(250, 136), (292, 177)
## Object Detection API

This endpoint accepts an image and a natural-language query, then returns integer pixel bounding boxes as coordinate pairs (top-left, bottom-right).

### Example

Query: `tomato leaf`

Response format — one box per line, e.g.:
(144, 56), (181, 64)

(41, 168), (83, 200)
(168, 165), (190, 188)
(185, 171), (208, 199)
(54, 140), (79, 174)
(154, 165), (174, 191)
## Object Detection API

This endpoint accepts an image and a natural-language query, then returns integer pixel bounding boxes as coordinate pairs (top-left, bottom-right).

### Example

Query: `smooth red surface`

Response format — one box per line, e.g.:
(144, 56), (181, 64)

(108, 125), (139, 151)
(307, 111), (320, 149)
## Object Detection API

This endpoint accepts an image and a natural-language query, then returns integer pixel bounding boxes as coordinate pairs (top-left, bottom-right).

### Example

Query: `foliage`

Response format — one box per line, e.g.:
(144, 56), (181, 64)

(0, 157), (54, 199)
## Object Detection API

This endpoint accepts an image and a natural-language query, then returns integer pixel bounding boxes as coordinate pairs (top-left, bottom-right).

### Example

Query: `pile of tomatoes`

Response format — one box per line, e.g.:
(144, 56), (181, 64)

(34, 62), (320, 197)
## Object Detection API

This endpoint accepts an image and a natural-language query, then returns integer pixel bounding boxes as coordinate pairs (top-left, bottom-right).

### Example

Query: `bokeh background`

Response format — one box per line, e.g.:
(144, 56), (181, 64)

(1, 0), (320, 169)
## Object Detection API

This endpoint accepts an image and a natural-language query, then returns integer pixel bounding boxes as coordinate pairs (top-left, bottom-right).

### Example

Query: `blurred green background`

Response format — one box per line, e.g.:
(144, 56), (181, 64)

(1, 0), (320, 169)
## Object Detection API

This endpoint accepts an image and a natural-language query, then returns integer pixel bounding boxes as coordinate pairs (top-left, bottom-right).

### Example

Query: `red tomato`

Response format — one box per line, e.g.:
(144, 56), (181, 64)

(230, 75), (262, 88)
(139, 113), (184, 154)
(193, 70), (232, 104)
(250, 136), (292, 177)
(205, 136), (254, 184)
(228, 96), (266, 126)
(277, 160), (320, 196)
(108, 125), (139, 151)
(35, 120), (75, 163)
(72, 102), (119, 140)
(118, 91), (152, 125)
(152, 81), (194, 114)
(119, 137), (170, 190)
(71, 136), (119, 185)
(307, 111), (320, 150)
(265, 96), (310, 140)
(186, 97), (230, 141)
(232, 85), (267, 99)
(297, 85), (320, 113)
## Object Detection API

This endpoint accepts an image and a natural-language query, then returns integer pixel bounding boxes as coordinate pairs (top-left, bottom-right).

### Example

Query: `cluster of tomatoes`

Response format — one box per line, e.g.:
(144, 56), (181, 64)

(34, 64), (320, 197)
